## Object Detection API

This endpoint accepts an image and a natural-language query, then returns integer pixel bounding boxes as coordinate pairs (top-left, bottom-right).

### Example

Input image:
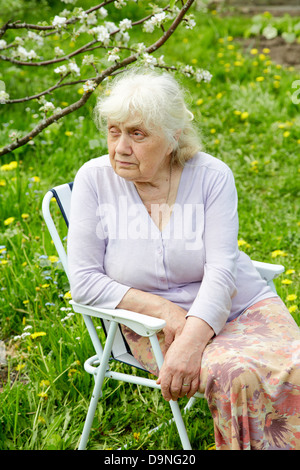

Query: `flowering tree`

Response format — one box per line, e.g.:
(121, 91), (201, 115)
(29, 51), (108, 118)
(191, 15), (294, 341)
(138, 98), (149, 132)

(0, 0), (212, 156)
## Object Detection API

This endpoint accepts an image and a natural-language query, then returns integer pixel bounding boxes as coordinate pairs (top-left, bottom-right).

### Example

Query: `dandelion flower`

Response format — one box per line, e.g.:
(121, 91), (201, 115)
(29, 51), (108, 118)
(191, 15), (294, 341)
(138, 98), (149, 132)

(4, 217), (15, 226)
(256, 76), (265, 82)
(250, 48), (258, 55)
(286, 294), (297, 302)
(281, 279), (292, 285)
(30, 331), (46, 339)
(49, 255), (59, 263)
(286, 269), (295, 275)
(288, 305), (297, 313)
(64, 291), (72, 300)
(271, 249), (287, 258)
(241, 112), (249, 120)
(21, 213), (29, 220)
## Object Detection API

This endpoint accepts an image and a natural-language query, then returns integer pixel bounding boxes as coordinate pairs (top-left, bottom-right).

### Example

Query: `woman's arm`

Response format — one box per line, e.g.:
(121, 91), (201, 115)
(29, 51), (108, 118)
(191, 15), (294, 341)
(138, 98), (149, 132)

(117, 288), (187, 354)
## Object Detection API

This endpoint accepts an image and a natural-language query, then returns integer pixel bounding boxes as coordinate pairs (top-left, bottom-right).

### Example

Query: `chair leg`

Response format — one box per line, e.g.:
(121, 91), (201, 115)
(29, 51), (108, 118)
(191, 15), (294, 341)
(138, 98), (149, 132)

(149, 334), (192, 450)
(78, 321), (118, 450)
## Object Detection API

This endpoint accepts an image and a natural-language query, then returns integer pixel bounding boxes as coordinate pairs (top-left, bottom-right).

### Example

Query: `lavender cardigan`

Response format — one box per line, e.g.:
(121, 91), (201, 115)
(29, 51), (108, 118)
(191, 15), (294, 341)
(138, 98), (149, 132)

(67, 152), (275, 334)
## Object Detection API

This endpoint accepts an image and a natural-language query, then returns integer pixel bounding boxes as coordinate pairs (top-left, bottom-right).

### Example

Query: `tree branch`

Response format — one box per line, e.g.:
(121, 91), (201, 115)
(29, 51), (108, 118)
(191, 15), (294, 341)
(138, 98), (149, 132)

(0, 0), (196, 156)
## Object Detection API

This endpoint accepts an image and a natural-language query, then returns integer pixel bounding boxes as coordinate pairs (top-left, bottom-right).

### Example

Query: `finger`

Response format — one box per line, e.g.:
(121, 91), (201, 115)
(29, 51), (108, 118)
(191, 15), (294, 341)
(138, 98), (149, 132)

(186, 376), (200, 399)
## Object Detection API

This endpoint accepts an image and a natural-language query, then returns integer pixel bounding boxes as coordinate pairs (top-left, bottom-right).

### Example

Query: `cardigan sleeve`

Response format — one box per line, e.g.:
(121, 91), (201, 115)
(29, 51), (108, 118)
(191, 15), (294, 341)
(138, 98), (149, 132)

(67, 164), (131, 308)
(186, 167), (239, 335)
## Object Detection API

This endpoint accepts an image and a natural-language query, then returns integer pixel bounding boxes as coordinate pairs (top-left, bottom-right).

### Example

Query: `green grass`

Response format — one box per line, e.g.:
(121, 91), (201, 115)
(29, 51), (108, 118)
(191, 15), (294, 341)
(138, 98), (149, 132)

(0, 4), (299, 450)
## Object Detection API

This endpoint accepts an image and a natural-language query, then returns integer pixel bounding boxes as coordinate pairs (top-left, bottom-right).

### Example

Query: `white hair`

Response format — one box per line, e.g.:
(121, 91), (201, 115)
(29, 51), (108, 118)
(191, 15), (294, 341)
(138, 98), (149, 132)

(94, 68), (202, 165)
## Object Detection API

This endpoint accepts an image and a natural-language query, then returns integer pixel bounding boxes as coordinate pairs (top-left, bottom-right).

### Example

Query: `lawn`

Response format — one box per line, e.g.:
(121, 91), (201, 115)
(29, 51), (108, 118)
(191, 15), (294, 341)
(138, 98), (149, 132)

(0, 1), (299, 450)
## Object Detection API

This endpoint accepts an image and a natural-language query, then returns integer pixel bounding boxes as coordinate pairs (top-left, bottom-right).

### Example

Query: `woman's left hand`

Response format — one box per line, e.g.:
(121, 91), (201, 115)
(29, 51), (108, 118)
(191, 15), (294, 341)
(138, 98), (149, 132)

(156, 317), (214, 401)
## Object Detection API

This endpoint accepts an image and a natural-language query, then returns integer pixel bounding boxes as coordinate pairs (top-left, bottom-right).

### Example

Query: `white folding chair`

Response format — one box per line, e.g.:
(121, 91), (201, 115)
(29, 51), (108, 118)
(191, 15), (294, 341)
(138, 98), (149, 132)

(42, 182), (285, 450)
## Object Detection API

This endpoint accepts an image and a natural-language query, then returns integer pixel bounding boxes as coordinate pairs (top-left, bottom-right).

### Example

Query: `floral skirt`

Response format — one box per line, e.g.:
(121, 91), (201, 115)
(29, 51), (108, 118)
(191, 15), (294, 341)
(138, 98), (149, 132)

(121, 297), (300, 450)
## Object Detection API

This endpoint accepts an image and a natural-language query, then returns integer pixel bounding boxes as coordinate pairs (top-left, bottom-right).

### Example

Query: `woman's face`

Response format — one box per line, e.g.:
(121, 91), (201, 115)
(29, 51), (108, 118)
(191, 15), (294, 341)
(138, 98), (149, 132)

(107, 119), (173, 184)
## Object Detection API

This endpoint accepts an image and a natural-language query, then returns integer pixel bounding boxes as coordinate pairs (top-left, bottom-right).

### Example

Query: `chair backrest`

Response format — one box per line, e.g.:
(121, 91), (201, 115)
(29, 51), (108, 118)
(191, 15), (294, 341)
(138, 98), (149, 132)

(42, 183), (140, 369)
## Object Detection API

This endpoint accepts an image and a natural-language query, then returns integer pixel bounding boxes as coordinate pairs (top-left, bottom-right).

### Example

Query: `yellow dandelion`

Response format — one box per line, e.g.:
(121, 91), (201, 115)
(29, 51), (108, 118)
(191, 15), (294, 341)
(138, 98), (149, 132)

(40, 379), (50, 387)
(241, 112), (249, 120)
(64, 291), (72, 300)
(37, 391), (48, 399)
(285, 269), (295, 275)
(263, 48), (270, 54)
(0, 260), (8, 265)
(4, 217), (15, 226)
(21, 213), (30, 220)
(288, 305), (297, 313)
(38, 416), (46, 424)
(271, 250), (287, 258)
(48, 255), (59, 263)
(78, 88), (84, 95)
(133, 432), (140, 441)
(250, 48), (258, 55)
(259, 54), (266, 61)
(256, 76), (265, 82)
(0, 180), (6, 186)
(286, 294), (297, 302)
(234, 110), (241, 116)
(281, 279), (293, 285)
(1, 161), (18, 171)
(23, 300), (29, 305)
(30, 331), (46, 339)
(283, 131), (290, 138)
(31, 176), (40, 183)
(216, 92), (223, 99)
(15, 364), (26, 371)
(196, 98), (203, 105)
(65, 131), (73, 137)
(210, 128), (216, 134)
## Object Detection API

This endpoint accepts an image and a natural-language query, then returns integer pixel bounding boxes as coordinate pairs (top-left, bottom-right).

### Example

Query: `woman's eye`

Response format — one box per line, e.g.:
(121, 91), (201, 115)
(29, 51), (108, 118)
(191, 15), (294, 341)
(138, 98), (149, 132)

(109, 127), (120, 136)
(132, 130), (145, 139)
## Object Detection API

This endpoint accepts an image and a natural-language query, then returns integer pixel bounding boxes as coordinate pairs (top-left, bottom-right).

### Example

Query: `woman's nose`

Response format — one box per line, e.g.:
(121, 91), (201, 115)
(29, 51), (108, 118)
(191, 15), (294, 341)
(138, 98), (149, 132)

(115, 133), (132, 155)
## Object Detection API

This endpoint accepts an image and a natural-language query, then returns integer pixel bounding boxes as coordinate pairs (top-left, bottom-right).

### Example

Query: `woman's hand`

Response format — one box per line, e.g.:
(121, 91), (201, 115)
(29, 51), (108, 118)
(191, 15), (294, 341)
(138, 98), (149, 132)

(157, 317), (214, 401)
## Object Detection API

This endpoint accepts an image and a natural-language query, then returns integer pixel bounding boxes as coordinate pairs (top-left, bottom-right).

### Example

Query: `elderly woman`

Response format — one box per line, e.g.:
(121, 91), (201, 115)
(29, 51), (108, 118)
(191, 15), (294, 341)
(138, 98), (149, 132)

(67, 68), (300, 450)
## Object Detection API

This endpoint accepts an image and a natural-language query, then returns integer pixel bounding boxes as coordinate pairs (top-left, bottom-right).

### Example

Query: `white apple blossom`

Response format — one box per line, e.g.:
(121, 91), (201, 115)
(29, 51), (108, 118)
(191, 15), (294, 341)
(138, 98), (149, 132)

(83, 80), (97, 92)
(54, 65), (68, 74)
(195, 68), (212, 83)
(0, 90), (9, 104)
(82, 54), (95, 66)
(114, 0), (126, 9)
(119, 19), (132, 31)
(52, 15), (67, 29)
(185, 18), (196, 29)
(89, 25), (110, 45)
(54, 46), (65, 56)
(104, 22), (118, 34)
(135, 43), (146, 54)
(68, 61), (80, 76)
(107, 47), (120, 62)
(99, 7), (108, 19)
(0, 40), (7, 49)
(141, 53), (157, 69)
(27, 31), (44, 46)
(14, 46), (38, 61)
(39, 101), (55, 113)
